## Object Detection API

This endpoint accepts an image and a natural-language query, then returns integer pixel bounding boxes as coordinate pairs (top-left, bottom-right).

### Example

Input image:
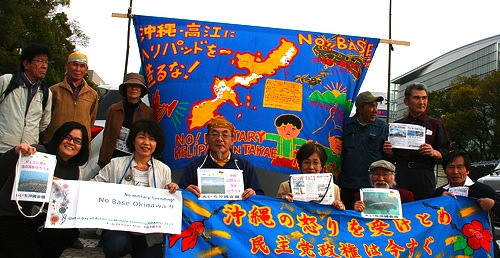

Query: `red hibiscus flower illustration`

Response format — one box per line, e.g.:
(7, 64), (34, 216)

(168, 221), (205, 252)
(462, 220), (492, 252)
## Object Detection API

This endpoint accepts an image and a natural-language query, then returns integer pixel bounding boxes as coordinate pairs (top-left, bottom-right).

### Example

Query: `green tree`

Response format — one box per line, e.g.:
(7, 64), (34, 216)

(427, 72), (500, 161)
(0, 0), (89, 85)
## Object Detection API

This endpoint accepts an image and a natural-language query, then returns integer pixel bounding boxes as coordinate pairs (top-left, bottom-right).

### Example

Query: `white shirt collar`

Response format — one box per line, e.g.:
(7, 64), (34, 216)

(443, 176), (475, 190)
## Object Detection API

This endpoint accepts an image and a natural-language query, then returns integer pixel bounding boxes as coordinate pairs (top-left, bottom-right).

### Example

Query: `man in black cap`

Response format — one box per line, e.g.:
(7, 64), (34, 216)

(338, 91), (389, 210)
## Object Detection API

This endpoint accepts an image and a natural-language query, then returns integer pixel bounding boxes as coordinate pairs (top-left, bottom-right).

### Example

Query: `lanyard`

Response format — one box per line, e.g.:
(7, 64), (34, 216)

(118, 157), (156, 188)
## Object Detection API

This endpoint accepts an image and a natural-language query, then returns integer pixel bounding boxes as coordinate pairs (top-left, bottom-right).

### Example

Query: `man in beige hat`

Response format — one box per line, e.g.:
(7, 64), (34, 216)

(353, 160), (414, 211)
(179, 115), (264, 200)
(44, 52), (98, 144)
(97, 72), (154, 168)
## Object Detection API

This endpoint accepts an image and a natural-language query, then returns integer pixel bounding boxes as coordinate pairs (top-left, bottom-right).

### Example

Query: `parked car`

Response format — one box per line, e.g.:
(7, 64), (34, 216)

(477, 162), (500, 237)
(80, 84), (149, 180)
(477, 164), (500, 193)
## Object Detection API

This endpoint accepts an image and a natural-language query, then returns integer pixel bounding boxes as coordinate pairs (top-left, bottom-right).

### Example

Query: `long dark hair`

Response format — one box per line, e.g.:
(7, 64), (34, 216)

(126, 119), (165, 159)
(46, 121), (89, 165)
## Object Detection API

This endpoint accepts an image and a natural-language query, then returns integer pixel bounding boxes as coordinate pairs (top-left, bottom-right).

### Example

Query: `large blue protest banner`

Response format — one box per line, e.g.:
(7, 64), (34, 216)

(166, 193), (495, 257)
(133, 15), (380, 175)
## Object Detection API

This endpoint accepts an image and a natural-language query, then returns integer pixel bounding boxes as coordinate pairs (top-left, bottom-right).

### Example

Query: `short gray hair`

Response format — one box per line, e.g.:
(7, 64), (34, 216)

(404, 82), (427, 100)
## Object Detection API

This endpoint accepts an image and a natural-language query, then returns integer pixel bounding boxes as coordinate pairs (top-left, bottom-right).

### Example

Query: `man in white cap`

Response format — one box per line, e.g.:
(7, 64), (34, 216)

(353, 160), (414, 211)
(339, 91), (389, 210)
(44, 52), (98, 144)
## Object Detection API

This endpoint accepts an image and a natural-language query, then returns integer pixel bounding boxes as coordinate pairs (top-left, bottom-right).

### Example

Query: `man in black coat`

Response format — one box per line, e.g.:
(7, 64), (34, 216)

(433, 150), (500, 257)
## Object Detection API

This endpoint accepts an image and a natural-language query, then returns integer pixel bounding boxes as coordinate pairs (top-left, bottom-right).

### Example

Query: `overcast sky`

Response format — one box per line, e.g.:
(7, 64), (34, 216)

(63, 0), (500, 94)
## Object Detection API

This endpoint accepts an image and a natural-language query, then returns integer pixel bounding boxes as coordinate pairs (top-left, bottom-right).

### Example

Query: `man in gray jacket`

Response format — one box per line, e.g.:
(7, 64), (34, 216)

(0, 43), (52, 154)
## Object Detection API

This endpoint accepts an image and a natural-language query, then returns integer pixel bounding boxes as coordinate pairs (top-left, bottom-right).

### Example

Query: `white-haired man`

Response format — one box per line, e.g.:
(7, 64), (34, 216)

(353, 160), (414, 211)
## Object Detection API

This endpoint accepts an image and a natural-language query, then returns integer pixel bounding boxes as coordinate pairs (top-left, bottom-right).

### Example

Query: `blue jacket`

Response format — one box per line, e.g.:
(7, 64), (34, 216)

(339, 114), (388, 189)
(179, 152), (264, 196)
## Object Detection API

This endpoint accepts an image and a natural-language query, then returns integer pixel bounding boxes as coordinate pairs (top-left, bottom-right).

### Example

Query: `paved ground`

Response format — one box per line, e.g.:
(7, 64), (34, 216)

(61, 229), (131, 258)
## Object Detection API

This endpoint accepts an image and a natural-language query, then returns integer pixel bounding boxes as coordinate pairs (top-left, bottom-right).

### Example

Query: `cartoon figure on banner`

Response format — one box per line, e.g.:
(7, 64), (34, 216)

(264, 114), (307, 169)
(320, 126), (342, 175)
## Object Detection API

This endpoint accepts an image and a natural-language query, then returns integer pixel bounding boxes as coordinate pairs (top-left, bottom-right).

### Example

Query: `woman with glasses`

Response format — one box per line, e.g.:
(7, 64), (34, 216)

(92, 119), (178, 258)
(277, 142), (345, 210)
(0, 121), (90, 257)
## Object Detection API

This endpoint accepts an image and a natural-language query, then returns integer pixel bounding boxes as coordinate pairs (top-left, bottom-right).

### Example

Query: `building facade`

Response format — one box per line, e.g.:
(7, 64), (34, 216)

(390, 34), (500, 120)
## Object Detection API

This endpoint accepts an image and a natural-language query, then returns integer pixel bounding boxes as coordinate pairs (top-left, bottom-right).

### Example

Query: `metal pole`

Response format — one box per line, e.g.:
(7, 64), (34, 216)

(124, 0), (133, 80)
(387, 0), (393, 123)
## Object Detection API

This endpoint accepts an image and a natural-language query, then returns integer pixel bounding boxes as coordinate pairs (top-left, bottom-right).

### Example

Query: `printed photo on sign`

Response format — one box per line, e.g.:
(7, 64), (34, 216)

(289, 173), (335, 204)
(197, 168), (244, 200)
(360, 188), (403, 219)
(11, 152), (56, 203)
(388, 123), (426, 150)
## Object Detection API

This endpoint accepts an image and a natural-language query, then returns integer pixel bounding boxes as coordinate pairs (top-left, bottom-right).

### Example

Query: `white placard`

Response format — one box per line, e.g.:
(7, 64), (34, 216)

(360, 188), (403, 219)
(197, 168), (244, 200)
(45, 180), (183, 234)
(289, 173), (335, 205)
(388, 123), (426, 150)
(11, 152), (56, 203)
(448, 186), (469, 197)
(114, 126), (131, 154)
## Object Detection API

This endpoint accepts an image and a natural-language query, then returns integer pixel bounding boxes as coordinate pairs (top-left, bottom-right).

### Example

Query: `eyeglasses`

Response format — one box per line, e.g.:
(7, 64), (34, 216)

(371, 173), (393, 178)
(208, 132), (232, 140)
(64, 134), (82, 145)
(32, 58), (49, 65)
(301, 160), (322, 167)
